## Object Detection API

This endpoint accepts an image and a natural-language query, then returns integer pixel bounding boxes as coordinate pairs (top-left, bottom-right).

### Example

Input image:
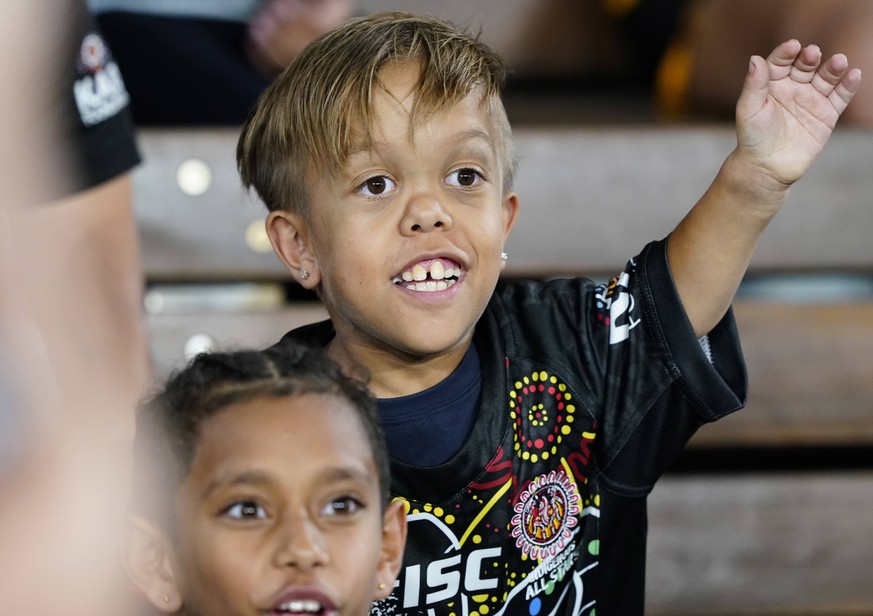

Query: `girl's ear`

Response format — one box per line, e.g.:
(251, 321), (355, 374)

(121, 515), (183, 613)
(374, 499), (408, 601)
(265, 210), (321, 288)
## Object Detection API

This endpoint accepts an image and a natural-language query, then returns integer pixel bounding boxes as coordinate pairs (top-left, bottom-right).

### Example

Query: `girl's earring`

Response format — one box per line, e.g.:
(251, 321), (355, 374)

(300, 268), (310, 280)
(500, 252), (508, 262)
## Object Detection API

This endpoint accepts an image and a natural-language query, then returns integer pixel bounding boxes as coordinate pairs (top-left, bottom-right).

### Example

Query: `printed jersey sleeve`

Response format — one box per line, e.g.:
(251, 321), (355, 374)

(591, 238), (747, 489)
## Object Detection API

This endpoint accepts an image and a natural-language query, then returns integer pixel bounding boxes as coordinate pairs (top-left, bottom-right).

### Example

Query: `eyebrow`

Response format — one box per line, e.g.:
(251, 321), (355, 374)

(200, 469), (273, 500)
(450, 129), (498, 157)
(199, 466), (376, 501)
(346, 128), (497, 160)
(318, 466), (377, 488)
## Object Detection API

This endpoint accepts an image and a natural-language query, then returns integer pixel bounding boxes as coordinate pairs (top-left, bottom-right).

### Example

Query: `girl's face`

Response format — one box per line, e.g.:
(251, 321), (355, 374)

(167, 393), (404, 616)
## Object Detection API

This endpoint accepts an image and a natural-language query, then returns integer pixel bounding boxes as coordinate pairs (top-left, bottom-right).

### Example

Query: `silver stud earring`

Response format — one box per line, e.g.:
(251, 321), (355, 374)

(300, 269), (310, 280)
(500, 252), (508, 262)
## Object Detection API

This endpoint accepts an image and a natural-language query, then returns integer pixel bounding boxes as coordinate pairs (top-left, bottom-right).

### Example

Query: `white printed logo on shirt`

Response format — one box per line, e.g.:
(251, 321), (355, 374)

(73, 32), (130, 126)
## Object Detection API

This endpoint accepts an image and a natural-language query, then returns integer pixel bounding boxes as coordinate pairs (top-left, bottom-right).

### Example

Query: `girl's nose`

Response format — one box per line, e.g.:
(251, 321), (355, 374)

(272, 515), (328, 570)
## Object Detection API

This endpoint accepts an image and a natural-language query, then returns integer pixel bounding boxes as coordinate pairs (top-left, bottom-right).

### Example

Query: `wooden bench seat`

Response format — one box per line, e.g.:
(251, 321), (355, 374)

(132, 126), (873, 280)
(646, 471), (873, 615)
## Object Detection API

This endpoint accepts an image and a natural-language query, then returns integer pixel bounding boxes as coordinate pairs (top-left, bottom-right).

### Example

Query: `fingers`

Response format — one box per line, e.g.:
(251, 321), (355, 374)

(764, 39), (863, 107)
(828, 64), (863, 116)
(789, 43), (822, 85)
(764, 39), (823, 85)
(764, 39), (804, 81)
(815, 54), (863, 114)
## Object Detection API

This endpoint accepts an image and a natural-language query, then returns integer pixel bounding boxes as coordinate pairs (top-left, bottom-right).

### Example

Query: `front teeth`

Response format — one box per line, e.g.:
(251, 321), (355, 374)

(412, 264), (427, 281)
(395, 261), (460, 292)
(278, 599), (322, 613)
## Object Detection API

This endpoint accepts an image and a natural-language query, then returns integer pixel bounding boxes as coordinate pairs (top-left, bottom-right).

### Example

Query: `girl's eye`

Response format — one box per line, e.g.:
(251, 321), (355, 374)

(223, 500), (267, 520)
(321, 496), (364, 517)
(357, 175), (396, 197)
(447, 168), (483, 188)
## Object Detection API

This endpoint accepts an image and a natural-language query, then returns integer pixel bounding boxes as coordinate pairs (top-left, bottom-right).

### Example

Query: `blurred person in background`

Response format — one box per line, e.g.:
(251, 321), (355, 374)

(88, 0), (354, 125)
(663, 0), (873, 127)
(1, 0), (150, 613)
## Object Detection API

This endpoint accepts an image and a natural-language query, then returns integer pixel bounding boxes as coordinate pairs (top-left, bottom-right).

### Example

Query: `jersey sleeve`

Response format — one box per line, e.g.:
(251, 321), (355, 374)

(592, 237), (746, 490)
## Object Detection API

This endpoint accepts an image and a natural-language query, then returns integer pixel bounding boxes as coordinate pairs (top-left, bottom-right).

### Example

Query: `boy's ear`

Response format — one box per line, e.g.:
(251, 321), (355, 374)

(266, 210), (320, 289)
(502, 191), (519, 239)
(374, 499), (408, 601)
(500, 192), (520, 271)
(121, 515), (183, 613)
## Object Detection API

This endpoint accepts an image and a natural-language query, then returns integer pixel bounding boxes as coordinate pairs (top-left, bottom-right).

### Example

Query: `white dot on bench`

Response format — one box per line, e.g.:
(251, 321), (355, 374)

(176, 159), (212, 196)
(245, 219), (273, 253)
(183, 333), (215, 360)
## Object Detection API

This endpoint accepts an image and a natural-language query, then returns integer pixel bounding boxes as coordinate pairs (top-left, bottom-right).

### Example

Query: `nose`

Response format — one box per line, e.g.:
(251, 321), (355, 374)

(400, 191), (453, 235)
(272, 513), (328, 570)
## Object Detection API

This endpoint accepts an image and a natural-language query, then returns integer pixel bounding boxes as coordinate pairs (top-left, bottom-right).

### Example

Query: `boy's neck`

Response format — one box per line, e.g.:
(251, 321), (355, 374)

(325, 335), (473, 399)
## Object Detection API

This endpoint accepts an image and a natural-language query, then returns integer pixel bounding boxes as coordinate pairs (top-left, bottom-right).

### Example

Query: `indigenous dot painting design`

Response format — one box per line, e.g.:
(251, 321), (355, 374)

(509, 371), (576, 463)
(510, 470), (580, 560)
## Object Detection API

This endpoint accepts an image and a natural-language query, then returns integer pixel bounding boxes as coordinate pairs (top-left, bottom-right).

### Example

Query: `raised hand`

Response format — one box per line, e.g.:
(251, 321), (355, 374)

(735, 39), (862, 189)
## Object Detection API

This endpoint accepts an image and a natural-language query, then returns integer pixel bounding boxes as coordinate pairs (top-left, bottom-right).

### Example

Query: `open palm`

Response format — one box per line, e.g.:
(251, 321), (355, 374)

(735, 40), (862, 186)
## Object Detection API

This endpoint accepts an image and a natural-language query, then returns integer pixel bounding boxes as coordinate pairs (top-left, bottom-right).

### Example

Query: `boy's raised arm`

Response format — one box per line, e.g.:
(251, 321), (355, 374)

(667, 40), (862, 337)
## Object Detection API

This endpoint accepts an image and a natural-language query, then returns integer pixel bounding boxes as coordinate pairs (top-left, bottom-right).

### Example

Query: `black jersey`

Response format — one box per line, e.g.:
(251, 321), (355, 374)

(62, 2), (140, 196)
(275, 239), (746, 615)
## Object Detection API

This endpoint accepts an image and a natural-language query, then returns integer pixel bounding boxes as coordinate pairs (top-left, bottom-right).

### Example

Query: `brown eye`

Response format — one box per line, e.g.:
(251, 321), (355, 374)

(448, 168), (482, 188)
(366, 177), (387, 194)
(321, 496), (365, 516)
(223, 500), (267, 520)
(357, 175), (396, 197)
(458, 170), (476, 186)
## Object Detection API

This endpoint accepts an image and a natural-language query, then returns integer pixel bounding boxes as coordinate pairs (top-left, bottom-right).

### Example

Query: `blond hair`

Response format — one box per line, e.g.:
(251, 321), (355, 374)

(237, 11), (516, 217)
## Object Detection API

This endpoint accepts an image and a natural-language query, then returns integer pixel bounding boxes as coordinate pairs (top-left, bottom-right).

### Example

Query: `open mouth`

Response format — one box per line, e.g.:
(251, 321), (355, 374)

(393, 258), (462, 292)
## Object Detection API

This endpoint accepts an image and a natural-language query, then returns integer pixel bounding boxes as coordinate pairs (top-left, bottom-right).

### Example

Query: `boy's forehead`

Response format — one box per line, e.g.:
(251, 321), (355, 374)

(344, 63), (499, 157)
(374, 60), (421, 111)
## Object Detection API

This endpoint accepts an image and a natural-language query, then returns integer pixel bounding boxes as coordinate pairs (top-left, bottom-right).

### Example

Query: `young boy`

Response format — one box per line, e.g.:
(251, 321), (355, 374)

(236, 12), (861, 615)
(122, 344), (407, 616)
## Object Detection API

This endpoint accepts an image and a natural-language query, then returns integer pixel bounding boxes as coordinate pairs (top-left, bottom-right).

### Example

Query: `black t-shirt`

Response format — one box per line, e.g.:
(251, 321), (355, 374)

(60, 2), (140, 196)
(275, 239), (747, 615)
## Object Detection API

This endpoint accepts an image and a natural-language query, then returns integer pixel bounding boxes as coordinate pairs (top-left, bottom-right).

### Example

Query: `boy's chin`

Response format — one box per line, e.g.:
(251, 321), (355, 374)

(393, 326), (476, 358)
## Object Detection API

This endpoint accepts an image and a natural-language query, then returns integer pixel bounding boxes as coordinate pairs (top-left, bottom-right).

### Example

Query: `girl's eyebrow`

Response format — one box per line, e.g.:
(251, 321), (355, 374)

(315, 466), (377, 488)
(198, 465), (376, 500)
(199, 469), (273, 500)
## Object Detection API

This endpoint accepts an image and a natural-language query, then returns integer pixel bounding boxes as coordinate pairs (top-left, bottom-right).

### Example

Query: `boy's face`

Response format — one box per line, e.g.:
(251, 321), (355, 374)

(271, 61), (518, 394)
(165, 393), (403, 616)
